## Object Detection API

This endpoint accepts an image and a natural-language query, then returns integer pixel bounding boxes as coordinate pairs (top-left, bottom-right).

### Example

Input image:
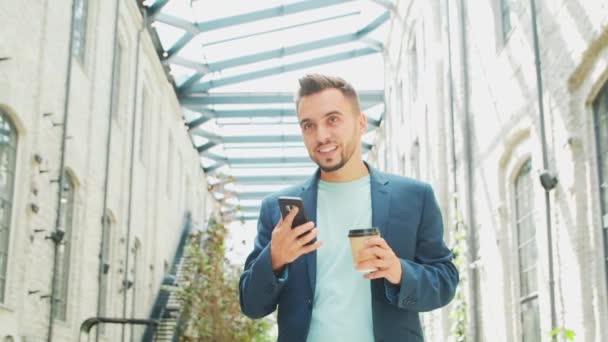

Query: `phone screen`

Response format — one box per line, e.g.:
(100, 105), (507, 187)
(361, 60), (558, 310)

(278, 196), (309, 228)
(278, 196), (316, 246)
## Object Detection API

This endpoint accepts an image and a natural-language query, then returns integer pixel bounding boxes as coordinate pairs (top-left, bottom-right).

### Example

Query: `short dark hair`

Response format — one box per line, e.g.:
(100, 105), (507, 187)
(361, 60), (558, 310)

(294, 74), (360, 112)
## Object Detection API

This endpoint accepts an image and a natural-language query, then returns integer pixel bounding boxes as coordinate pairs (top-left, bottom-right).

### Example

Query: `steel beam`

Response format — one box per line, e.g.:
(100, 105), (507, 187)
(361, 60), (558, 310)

(166, 32), (195, 58)
(154, 13), (198, 33)
(202, 11), (360, 48)
(369, 0), (396, 11)
(176, 10), (387, 90)
(207, 33), (358, 72)
(196, 0), (354, 32)
(237, 191), (273, 200)
(157, 0), (355, 59)
(202, 152), (312, 165)
(211, 11), (387, 72)
(147, 0), (169, 19)
(356, 11), (390, 37)
(165, 55), (209, 73)
(231, 174), (309, 184)
(193, 131), (303, 144)
(186, 48), (378, 93)
(186, 109), (383, 130)
(181, 91), (384, 105)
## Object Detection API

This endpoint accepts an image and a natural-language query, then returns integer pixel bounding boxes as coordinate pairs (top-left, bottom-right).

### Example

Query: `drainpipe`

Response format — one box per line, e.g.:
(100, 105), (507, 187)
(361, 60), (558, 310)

(457, 1), (480, 340)
(96, 0), (121, 341)
(445, 0), (457, 198)
(47, 0), (78, 340)
(529, 0), (558, 337)
(121, 7), (146, 342)
(445, 1), (470, 338)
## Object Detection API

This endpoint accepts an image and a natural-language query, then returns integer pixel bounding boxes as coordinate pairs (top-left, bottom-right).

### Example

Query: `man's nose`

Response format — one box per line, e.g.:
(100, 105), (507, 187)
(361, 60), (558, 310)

(316, 125), (331, 142)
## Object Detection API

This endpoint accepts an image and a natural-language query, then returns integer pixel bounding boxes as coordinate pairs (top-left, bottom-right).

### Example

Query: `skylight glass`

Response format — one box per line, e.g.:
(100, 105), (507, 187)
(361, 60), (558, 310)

(149, 0), (389, 225)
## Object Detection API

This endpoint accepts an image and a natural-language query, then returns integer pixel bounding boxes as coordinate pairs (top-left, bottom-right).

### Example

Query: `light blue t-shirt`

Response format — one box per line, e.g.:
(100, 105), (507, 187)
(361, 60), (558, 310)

(307, 175), (374, 342)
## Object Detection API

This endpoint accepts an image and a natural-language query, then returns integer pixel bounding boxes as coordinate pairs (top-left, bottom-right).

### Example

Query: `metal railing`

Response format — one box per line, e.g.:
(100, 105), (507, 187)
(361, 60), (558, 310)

(141, 212), (192, 341)
(79, 317), (158, 342)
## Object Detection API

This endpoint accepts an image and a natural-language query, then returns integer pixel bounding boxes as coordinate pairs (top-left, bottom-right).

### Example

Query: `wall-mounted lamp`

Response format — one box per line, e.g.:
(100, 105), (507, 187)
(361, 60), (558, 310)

(539, 170), (558, 191)
(123, 279), (134, 290)
(29, 203), (40, 214)
(46, 229), (65, 244)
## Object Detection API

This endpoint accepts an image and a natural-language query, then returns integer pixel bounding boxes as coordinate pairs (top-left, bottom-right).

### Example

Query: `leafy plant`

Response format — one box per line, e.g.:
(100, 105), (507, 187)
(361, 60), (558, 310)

(450, 215), (468, 342)
(174, 216), (273, 342)
(549, 328), (575, 341)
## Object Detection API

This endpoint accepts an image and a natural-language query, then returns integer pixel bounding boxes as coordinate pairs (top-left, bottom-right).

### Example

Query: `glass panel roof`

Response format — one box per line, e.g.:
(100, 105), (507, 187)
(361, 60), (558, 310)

(147, 0), (388, 224)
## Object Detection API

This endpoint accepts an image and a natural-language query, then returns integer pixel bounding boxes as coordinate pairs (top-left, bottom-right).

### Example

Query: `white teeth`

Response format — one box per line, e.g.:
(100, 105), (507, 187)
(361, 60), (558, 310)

(319, 146), (337, 153)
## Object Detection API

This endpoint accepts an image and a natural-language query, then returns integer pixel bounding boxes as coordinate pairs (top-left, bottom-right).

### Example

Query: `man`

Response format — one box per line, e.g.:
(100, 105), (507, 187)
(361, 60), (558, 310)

(239, 74), (458, 341)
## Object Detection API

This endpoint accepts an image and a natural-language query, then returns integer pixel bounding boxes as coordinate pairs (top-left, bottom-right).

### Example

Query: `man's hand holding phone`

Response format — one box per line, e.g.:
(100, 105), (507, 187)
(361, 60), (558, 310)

(270, 206), (322, 273)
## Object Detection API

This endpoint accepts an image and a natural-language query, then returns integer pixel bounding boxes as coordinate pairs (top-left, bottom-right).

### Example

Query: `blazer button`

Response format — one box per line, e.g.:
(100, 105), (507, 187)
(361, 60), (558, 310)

(307, 299), (312, 308)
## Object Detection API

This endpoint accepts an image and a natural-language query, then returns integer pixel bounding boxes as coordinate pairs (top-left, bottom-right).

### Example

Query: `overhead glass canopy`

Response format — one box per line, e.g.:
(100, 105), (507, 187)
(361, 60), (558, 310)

(145, 0), (389, 222)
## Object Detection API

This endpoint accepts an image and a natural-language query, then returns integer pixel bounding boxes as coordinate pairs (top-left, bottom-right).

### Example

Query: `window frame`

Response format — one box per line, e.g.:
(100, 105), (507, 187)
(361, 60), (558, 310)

(0, 110), (18, 304)
(500, 0), (513, 42)
(513, 159), (541, 342)
(139, 86), (150, 164)
(72, 0), (90, 64)
(592, 81), (608, 307)
(111, 38), (124, 122)
(98, 211), (114, 334)
(52, 171), (77, 321)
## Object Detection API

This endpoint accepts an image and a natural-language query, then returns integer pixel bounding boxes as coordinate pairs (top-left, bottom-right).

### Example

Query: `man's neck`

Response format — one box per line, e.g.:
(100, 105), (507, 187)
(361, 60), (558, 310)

(319, 158), (368, 182)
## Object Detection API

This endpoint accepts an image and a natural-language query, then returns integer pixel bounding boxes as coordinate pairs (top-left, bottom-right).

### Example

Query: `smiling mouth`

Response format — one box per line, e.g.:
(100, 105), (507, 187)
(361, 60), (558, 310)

(317, 145), (337, 153)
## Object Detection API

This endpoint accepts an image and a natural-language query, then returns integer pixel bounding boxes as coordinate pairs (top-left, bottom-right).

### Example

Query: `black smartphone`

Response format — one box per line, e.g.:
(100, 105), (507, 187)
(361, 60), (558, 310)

(278, 196), (316, 245)
(278, 196), (309, 227)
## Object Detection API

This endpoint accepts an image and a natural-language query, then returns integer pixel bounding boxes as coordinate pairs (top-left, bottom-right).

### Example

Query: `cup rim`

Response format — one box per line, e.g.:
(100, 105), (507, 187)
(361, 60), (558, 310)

(348, 227), (380, 237)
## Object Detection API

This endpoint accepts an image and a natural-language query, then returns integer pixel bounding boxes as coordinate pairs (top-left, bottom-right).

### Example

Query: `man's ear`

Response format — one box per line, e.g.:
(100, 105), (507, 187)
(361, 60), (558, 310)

(358, 112), (367, 134)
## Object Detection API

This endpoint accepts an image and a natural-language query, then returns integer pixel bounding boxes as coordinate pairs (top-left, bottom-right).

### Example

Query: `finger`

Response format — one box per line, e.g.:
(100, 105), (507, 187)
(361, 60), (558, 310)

(297, 228), (317, 245)
(282, 206), (299, 227)
(357, 258), (389, 271)
(365, 237), (390, 249)
(358, 246), (388, 260)
(301, 240), (322, 254)
(364, 269), (387, 280)
(292, 221), (315, 237)
(274, 216), (284, 230)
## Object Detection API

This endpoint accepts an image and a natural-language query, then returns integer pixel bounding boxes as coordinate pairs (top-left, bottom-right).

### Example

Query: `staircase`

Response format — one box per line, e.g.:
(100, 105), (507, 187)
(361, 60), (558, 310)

(142, 212), (192, 342)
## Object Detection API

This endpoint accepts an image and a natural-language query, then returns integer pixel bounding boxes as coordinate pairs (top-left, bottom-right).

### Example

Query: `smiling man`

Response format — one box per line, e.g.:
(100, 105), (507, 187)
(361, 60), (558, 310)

(239, 74), (459, 342)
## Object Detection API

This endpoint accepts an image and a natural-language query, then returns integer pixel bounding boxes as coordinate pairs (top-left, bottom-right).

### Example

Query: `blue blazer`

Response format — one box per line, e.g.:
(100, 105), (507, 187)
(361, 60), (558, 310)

(239, 164), (459, 341)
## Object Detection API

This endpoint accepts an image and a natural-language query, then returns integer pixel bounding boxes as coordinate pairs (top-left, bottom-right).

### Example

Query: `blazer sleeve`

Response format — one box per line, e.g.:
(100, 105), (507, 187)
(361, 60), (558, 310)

(384, 184), (459, 312)
(239, 196), (290, 319)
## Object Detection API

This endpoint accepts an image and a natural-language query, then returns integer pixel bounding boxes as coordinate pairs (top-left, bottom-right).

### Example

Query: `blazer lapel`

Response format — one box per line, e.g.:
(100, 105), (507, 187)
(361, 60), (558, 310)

(369, 164), (390, 237)
(300, 170), (320, 295)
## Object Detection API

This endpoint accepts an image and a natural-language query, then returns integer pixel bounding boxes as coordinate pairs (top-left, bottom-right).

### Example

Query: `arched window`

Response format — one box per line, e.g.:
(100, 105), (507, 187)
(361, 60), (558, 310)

(98, 210), (114, 334)
(72, 0), (89, 63)
(593, 81), (608, 303)
(408, 30), (418, 102)
(513, 159), (540, 341)
(0, 110), (17, 303)
(53, 171), (76, 320)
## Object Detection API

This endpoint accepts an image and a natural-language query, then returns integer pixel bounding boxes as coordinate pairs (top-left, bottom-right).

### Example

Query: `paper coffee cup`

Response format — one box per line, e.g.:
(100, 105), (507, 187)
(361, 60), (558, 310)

(348, 227), (381, 273)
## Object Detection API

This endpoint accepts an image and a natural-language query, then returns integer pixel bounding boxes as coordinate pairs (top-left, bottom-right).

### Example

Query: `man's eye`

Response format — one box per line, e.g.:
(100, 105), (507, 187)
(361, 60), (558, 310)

(302, 123), (314, 130)
(328, 116), (338, 123)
